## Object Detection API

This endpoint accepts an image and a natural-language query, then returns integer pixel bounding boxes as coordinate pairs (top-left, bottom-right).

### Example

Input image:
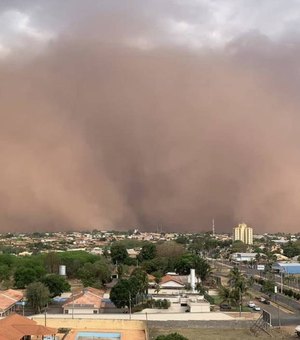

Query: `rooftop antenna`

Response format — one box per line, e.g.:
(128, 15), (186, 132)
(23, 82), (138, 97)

(212, 219), (215, 237)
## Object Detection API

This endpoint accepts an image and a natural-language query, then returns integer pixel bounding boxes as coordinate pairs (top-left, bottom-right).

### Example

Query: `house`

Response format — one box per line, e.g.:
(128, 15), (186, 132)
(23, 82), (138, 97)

(159, 275), (185, 289)
(62, 287), (104, 315)
(127, 248), (140, 258)
(147, 274), (156, 288)
(0, 289), (24, 317)
(0, 313), (57, 340)
(231, 252), (257, 262)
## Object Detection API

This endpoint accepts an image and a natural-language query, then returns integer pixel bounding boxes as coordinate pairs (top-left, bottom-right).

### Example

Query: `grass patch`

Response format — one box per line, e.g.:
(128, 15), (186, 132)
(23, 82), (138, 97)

(149, 328), (290, 340)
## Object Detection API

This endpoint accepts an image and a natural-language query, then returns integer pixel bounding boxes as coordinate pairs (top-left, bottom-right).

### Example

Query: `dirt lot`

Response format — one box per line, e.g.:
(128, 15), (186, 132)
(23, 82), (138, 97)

(149, 327), (296, 340)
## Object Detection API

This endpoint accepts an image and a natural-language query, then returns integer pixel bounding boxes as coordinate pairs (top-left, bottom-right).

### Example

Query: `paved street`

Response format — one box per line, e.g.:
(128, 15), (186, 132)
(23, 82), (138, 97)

(214, 260), (300, 326)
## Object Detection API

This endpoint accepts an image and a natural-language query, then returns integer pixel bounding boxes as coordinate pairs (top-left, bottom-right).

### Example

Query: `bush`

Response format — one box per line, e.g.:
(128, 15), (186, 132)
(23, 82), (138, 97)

(151, 299), (171, 309)
(155, 333), (188, 340)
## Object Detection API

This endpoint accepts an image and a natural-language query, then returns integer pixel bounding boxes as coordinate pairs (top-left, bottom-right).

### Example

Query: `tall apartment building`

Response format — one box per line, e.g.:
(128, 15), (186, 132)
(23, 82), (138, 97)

(233, 223), (253, 245)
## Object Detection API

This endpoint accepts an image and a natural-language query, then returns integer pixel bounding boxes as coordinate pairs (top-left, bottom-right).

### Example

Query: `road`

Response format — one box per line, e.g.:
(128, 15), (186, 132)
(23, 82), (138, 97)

(213, 260), (300, 326)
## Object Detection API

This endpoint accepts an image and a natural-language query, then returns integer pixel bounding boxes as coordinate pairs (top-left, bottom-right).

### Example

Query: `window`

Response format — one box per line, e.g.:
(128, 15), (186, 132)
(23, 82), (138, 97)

(93, 310), (98, 314)
(64, 310), (69, 314)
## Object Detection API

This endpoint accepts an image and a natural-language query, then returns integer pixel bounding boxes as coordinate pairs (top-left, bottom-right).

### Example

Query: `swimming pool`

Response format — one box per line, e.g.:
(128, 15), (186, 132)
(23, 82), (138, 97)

(76, 331), (121, 340)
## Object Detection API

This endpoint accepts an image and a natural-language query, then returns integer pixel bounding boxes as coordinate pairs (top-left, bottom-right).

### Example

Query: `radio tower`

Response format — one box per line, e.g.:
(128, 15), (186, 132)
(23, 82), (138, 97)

(212, 219), (215, 237)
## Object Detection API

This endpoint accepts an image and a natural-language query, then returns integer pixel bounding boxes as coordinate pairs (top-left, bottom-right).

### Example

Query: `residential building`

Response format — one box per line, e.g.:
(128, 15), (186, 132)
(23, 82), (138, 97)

(62, 287), (104, 315)
(233, 223), (253, 244)
(0, 313), (57, 339)
(0, 289), (24, 317)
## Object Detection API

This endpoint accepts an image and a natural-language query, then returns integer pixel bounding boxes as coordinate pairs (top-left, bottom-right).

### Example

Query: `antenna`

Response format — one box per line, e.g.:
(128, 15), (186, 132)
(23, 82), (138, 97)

(212, 219), (215, 237)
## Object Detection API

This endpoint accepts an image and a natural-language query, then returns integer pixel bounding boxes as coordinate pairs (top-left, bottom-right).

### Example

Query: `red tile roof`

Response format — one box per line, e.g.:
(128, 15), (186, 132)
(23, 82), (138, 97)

(0, 290), (24, 313)
(0, 313), (57, 339)
(160, 275), (184, 286)
(63, 287), (104, 309)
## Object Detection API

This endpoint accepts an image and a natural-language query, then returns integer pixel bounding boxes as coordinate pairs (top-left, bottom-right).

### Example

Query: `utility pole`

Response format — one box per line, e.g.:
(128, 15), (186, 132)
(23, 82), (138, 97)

(44, 304), (48, 327)
(239, 288), (242, 317)
(72, 294), (74, 319)
(274, 286), (281, 328)
(280, 271), (283, 294)
(212, 219), (215, 237)
(129, 292), (132, 320)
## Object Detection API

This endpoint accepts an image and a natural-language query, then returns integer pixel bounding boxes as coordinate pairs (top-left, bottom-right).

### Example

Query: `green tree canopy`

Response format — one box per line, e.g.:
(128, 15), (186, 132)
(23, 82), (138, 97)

(175, 253), (211, 282)
(14, 266), (45, 289)
(26, 282), (50, 313)
(110, 243), (129, 264)
(138, 243), (157, 262)
(41, 274), (71, 298)
(231, 240), (248, 253)
(78, 259), (111, 288)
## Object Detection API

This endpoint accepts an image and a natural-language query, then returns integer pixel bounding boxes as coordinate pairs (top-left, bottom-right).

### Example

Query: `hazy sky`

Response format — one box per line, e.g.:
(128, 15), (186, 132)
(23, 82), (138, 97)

(1, 1), (300, 233)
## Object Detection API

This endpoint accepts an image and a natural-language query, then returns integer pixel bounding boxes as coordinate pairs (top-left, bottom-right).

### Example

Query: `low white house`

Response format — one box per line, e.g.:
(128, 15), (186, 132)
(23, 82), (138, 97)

(231, 252), (257, 262)
(186, 296), (210, 313)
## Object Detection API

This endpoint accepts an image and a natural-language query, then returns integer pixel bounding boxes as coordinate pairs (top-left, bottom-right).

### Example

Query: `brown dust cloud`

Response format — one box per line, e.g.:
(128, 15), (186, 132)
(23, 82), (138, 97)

(1, 1), (300, 233)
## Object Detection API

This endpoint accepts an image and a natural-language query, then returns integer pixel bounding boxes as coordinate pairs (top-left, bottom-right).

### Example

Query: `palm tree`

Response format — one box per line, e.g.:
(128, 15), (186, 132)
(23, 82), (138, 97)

(228, 267), (251, 308)
(218, 285), (235, 305)
(228, 267), (243, 287)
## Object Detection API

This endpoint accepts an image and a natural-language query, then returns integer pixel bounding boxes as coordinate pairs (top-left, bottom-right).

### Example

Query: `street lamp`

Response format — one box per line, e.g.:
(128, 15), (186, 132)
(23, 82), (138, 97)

(274, 286), (281, 328)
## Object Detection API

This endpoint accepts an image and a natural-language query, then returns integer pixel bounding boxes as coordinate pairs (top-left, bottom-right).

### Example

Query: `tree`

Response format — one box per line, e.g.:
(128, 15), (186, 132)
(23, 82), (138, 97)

(155, 333), (188, 340)
(196, 257), (212, 283)
(0, 265), (10, 282)
(218, 285), (235, 305)
(131, 268), (148, 295)
(282, 241), (300, 258)
(138, 243), (157, 262)
(44, 252), (60, 274)
(175, 253), (211, 282)
(41, 274), (71, 298)
(78, 259), (111, 288)
(231, 240), (248, 253)
(14, 268), (39, 288)
(196, 283), (207, 295)
(228, 267), (251, 306)
(26, 282), (50, 314)
(110, 243), (128, 264)
(110, 279), (133, 309)
(261, 279), (275, 297)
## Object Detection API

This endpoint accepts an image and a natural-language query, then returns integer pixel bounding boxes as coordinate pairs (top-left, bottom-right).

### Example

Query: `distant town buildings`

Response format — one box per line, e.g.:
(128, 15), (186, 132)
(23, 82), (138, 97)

(233, 223), (253, 245)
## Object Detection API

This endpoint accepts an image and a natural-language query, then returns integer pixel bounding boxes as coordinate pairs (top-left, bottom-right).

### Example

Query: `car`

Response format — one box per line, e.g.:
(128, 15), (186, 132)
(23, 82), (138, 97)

(248, 301), (255, 308)
(263, 299), (270, 305)
(253, 306), (261, 311)
(220, 303), (232, 310)
(260, 297), (266, 303)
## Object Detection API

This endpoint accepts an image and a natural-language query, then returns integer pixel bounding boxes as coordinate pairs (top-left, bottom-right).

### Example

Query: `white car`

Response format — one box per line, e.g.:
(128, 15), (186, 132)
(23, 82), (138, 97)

(253, 306), (261, 311)
(248, 301), (255, 308)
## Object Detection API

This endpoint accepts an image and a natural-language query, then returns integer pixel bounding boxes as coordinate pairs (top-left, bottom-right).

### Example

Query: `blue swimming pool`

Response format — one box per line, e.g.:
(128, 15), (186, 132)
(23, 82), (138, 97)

(76, 332), (121, 339)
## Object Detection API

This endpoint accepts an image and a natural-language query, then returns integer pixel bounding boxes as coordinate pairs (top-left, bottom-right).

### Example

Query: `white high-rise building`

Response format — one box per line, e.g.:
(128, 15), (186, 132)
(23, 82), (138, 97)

(233, 223), (253, 245)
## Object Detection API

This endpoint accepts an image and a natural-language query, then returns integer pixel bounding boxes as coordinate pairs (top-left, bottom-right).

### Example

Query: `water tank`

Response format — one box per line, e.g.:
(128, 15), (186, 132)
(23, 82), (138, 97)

(190, 268), (196, 292)
(59, 265), (66, 276)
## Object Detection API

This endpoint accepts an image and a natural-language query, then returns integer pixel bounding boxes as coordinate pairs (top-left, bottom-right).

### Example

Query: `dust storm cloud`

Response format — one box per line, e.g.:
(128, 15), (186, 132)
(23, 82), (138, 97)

(1, 1), (300, 232)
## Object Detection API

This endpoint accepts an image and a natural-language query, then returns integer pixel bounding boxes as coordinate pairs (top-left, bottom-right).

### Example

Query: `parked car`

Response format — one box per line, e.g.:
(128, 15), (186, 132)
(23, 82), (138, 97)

(263, 299), (270, 305)
(295, 325), (300, 337)
(248, 301), (255, 308)
(220, 303), (232, 310)
(253, 306), (261, 311)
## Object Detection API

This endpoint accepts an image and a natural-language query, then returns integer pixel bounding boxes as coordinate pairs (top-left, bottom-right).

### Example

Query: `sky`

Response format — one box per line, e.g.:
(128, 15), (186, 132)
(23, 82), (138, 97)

(1, 0), (300, 233)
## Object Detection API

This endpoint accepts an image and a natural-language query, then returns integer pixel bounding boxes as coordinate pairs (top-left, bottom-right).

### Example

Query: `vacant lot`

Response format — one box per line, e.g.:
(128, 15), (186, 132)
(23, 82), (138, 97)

(149, 328), (294, 340)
